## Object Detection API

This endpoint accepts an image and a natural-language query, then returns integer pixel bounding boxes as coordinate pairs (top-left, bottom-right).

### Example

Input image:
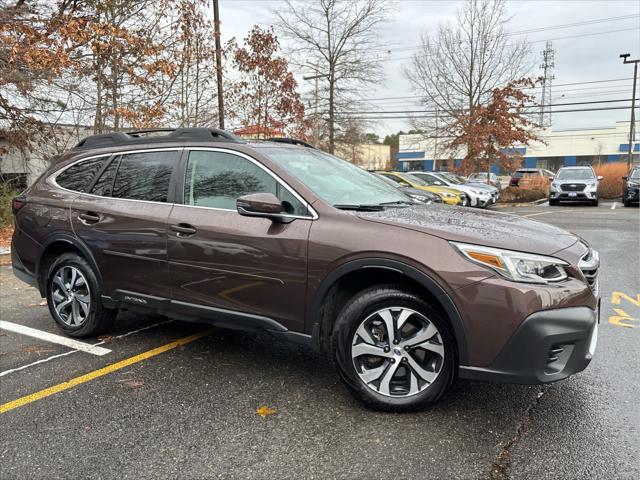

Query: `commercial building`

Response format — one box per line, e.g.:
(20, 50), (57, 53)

(397, 121), (640, 173)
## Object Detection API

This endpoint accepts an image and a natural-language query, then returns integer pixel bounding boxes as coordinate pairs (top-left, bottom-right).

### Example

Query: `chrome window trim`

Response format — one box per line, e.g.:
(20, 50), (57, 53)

(183, 147), (318, 220)
(48, 146), (318, 219)
(48, 147), (183, 207)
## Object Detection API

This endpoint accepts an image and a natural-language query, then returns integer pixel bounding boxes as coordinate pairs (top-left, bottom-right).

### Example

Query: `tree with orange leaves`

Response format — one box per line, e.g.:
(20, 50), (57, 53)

(446, 78), (544, 176)
(226, 26), (307, 139)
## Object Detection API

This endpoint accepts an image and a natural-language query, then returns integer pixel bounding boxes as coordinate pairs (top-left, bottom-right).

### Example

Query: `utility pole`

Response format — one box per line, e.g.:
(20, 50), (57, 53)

(303, 71), (327, 147)
(620, 54), (638, 169)
(213, 0), (224, 129)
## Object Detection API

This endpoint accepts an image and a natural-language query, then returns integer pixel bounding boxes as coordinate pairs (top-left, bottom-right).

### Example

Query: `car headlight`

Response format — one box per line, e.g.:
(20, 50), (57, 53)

(439, 192), (455, 198)
(451, 242), (569, 284)
(407, 193), (429, 203)
(586, 183), (597, 191)
(550, 182), (559, 190)
(629, 181), (640, 187)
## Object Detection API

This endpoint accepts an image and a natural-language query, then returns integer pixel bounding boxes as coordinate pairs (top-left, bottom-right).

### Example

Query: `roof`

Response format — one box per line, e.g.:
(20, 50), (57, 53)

(73, 128), (244, 150)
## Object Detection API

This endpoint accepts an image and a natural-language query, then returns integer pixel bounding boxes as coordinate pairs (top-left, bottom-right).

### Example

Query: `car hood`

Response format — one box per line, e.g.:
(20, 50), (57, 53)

(356, 204), (579, 255)
(464, 183), (497, 192)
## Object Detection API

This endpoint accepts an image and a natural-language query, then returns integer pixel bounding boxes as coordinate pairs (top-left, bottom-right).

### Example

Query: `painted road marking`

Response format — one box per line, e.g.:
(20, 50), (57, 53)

(0, 327), (216, 414)
(0, 321), (111, 356)
(608, 291), (640, 328)
(522, 209), (578, 218)
(0, 320), (173, 377)
(611, 202), (617, 210)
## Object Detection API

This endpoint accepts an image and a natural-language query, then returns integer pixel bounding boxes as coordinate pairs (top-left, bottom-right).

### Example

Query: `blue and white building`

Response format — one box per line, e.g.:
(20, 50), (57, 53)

(397, 121), (640, 173)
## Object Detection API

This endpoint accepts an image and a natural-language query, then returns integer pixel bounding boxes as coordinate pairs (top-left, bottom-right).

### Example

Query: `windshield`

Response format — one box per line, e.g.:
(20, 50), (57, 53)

(256, 147), (410, 206)
(469, 173), (487, 180)
(555, 168), (595, 180)
(630, 168), (640, 180)
(438, 172), (464, 185)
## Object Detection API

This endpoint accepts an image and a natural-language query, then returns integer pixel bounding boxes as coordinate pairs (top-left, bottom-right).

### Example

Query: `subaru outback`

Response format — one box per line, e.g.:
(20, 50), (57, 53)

(11, 128), (600, 412)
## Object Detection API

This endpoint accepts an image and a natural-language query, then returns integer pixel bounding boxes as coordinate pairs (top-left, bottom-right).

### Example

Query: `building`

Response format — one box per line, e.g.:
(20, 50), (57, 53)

(397, 121), (640, 173)
(334, 142), (391, 171)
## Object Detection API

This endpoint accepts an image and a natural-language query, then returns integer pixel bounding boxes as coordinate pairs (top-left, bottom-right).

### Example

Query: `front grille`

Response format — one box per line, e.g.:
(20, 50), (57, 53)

(578, 246), (600, 296)
(561, 183), (586, 191)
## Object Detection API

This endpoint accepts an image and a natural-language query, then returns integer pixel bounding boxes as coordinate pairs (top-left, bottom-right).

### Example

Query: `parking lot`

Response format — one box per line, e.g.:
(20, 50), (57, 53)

(0, 202), (638, 479)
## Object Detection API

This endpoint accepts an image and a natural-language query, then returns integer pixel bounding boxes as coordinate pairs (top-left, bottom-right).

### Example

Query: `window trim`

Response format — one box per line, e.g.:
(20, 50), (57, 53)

(177, 147), (318, 221)
(49, 148), (183, 206)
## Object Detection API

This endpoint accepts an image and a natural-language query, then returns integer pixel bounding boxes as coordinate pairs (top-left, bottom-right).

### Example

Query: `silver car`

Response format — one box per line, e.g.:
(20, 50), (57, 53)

(410, 171), (499, 208)
(549, 166), (602, 206)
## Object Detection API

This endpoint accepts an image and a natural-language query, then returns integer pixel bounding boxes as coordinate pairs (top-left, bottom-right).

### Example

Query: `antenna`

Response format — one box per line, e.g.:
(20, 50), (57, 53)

(539, 41), (556, 128)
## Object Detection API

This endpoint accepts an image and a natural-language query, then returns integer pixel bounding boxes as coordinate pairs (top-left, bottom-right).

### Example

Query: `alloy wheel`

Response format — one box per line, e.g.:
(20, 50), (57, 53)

(51, 266), (91, 326)
(351, 307), (445, 397)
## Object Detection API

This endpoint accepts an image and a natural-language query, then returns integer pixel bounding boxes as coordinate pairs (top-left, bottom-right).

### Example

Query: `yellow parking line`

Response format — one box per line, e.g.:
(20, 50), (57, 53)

(0, 327), (216, 415)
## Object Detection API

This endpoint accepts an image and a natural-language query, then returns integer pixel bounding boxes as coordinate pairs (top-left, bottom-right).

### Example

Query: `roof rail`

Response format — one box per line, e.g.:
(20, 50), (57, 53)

(74, 128), (244, 149)
(267, 137), (315, 149)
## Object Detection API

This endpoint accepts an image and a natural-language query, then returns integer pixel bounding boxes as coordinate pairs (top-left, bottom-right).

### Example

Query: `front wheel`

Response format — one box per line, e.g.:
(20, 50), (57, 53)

(592, 198), (599, 207)
(46, 253), (116, 337)
(332, 286), (456, 412)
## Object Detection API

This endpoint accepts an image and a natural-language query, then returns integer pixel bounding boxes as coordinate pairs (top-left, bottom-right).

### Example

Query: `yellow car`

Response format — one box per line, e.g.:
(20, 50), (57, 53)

(377, 171), (468, 206)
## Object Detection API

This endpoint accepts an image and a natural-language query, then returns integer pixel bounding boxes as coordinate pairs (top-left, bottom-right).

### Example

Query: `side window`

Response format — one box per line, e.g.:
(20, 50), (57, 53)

(90, 157), (119, 197)
(381, 174), (405, 184)
(56, 157), (107, 193)
(112, 151), (175, 202)
(184, 150), (308, 215)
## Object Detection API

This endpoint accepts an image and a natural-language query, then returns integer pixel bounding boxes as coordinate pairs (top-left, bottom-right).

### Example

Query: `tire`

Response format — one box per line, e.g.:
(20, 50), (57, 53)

(331, 285), (456, 412)
(549, 198), (558, 206)
(623, 198), (629, 207)
(592, 198), (599, 207)
(46, 253), (116, 338)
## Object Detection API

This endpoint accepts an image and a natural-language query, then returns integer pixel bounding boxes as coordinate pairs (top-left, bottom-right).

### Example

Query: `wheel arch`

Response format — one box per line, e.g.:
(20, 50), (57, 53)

(309, 258), (468, 364)
(37, 234), (103, 296)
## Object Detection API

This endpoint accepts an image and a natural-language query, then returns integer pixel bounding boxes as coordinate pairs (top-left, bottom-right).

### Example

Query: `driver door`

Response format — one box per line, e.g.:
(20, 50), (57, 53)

(167, 148), (313, 332)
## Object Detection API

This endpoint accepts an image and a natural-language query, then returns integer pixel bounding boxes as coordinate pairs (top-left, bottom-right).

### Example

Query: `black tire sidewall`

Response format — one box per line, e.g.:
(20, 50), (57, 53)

(46, 253), (108, 337)
(332, 286), (456, 412)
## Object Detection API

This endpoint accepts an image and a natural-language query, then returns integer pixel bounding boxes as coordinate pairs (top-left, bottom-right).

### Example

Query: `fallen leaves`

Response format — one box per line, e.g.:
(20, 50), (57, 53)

(116, 379), (144, 388)
(256, 406), (277, 418)
(0, 225), (13, 249)
(27, 300), (48, 307)
(23, 345), (55, 356)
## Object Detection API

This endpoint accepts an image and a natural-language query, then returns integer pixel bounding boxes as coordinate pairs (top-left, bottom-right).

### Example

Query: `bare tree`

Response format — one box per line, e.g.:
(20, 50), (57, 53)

(274, 0), (393, 153)
(405, 0), (531, 136)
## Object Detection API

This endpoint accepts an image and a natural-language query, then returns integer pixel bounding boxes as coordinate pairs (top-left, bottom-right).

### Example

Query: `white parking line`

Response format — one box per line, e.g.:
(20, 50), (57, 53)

(0, 320), (172, 377)
(611, 202), (617, 210)
(522, 209), (578, 218)
(0, 321), (111, 356)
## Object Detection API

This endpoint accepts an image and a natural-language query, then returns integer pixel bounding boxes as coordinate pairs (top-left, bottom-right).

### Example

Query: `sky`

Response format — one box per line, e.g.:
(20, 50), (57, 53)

(217, 0), (640, 137)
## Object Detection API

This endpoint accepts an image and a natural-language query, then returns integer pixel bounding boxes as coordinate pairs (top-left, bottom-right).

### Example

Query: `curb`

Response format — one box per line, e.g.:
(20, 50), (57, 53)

(495, 198), (548, 207)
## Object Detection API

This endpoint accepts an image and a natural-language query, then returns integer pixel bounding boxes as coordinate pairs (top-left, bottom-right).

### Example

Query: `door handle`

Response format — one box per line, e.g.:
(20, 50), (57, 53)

(78, 212), (101, 224)
(170, 223), (197, 237)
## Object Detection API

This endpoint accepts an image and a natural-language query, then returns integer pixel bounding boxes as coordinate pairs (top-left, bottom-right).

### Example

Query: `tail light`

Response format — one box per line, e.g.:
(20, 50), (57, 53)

(11, 197), (27, 215)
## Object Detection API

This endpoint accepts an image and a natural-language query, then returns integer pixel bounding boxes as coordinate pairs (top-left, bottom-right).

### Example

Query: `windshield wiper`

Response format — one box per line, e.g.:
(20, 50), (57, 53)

(333, 204), (385, 211)
(378, 200), (414, 206)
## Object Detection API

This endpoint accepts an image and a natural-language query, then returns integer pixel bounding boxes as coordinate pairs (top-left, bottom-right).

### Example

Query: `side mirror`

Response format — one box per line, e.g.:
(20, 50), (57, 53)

(237, 193), (291, 223)
(597, 175), (603, 181)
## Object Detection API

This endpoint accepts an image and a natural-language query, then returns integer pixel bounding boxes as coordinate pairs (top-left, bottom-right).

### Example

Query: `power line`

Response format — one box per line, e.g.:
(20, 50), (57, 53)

(334, 98), (639, 116)
(368, 14), (640, 54)
(334, 105), (637, 120)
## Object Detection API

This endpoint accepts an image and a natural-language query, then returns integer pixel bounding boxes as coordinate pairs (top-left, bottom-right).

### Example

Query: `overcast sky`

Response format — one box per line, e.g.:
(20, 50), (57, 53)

(217, 0), (640, 137)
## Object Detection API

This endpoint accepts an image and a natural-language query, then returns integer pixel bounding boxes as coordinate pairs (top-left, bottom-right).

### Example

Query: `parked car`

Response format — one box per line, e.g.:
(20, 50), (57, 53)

(376, 171), (468, 206)
(374, 173), (442, 204)
(409, 171), (499, 208)
(11, 128), (600, 412)
(467, 172), (502, 191)
(549, 166), (602, 206)
(622, 166), (640, 207)
(509, 168), (554, 187)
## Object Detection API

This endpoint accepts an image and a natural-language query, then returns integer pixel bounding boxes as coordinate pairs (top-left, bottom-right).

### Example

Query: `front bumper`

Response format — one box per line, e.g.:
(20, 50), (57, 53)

(550, 190), (597, 201)
(459, 305), (598, 384)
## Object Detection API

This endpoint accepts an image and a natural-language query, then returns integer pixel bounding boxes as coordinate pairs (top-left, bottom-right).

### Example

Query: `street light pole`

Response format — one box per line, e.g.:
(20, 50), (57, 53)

(620, 53), (639, 168)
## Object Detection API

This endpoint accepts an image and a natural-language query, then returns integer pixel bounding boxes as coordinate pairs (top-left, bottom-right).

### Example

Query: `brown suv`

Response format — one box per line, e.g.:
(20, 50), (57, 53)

(11, 128), (600, 412)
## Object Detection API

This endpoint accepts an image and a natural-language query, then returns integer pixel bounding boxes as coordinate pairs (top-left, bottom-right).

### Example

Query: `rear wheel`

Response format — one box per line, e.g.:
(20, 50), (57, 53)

(46, 253), (116, 337)
(332, 286), (456, 412)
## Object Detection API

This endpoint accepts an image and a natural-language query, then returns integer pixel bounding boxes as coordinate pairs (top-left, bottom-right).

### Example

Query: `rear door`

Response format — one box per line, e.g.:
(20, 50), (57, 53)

(167, 148), (313, 332)
(69, 148), (181, 300)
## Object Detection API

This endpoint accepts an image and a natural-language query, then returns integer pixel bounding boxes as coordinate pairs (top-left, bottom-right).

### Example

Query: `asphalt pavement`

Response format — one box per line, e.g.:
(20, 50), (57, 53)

(0, 201), (638, 479)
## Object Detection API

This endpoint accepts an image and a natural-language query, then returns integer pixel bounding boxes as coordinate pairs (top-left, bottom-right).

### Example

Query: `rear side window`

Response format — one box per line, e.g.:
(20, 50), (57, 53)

(90, 157), (119, 197)
(56, 157), (107, 193)
(112, 151), (176, 202)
